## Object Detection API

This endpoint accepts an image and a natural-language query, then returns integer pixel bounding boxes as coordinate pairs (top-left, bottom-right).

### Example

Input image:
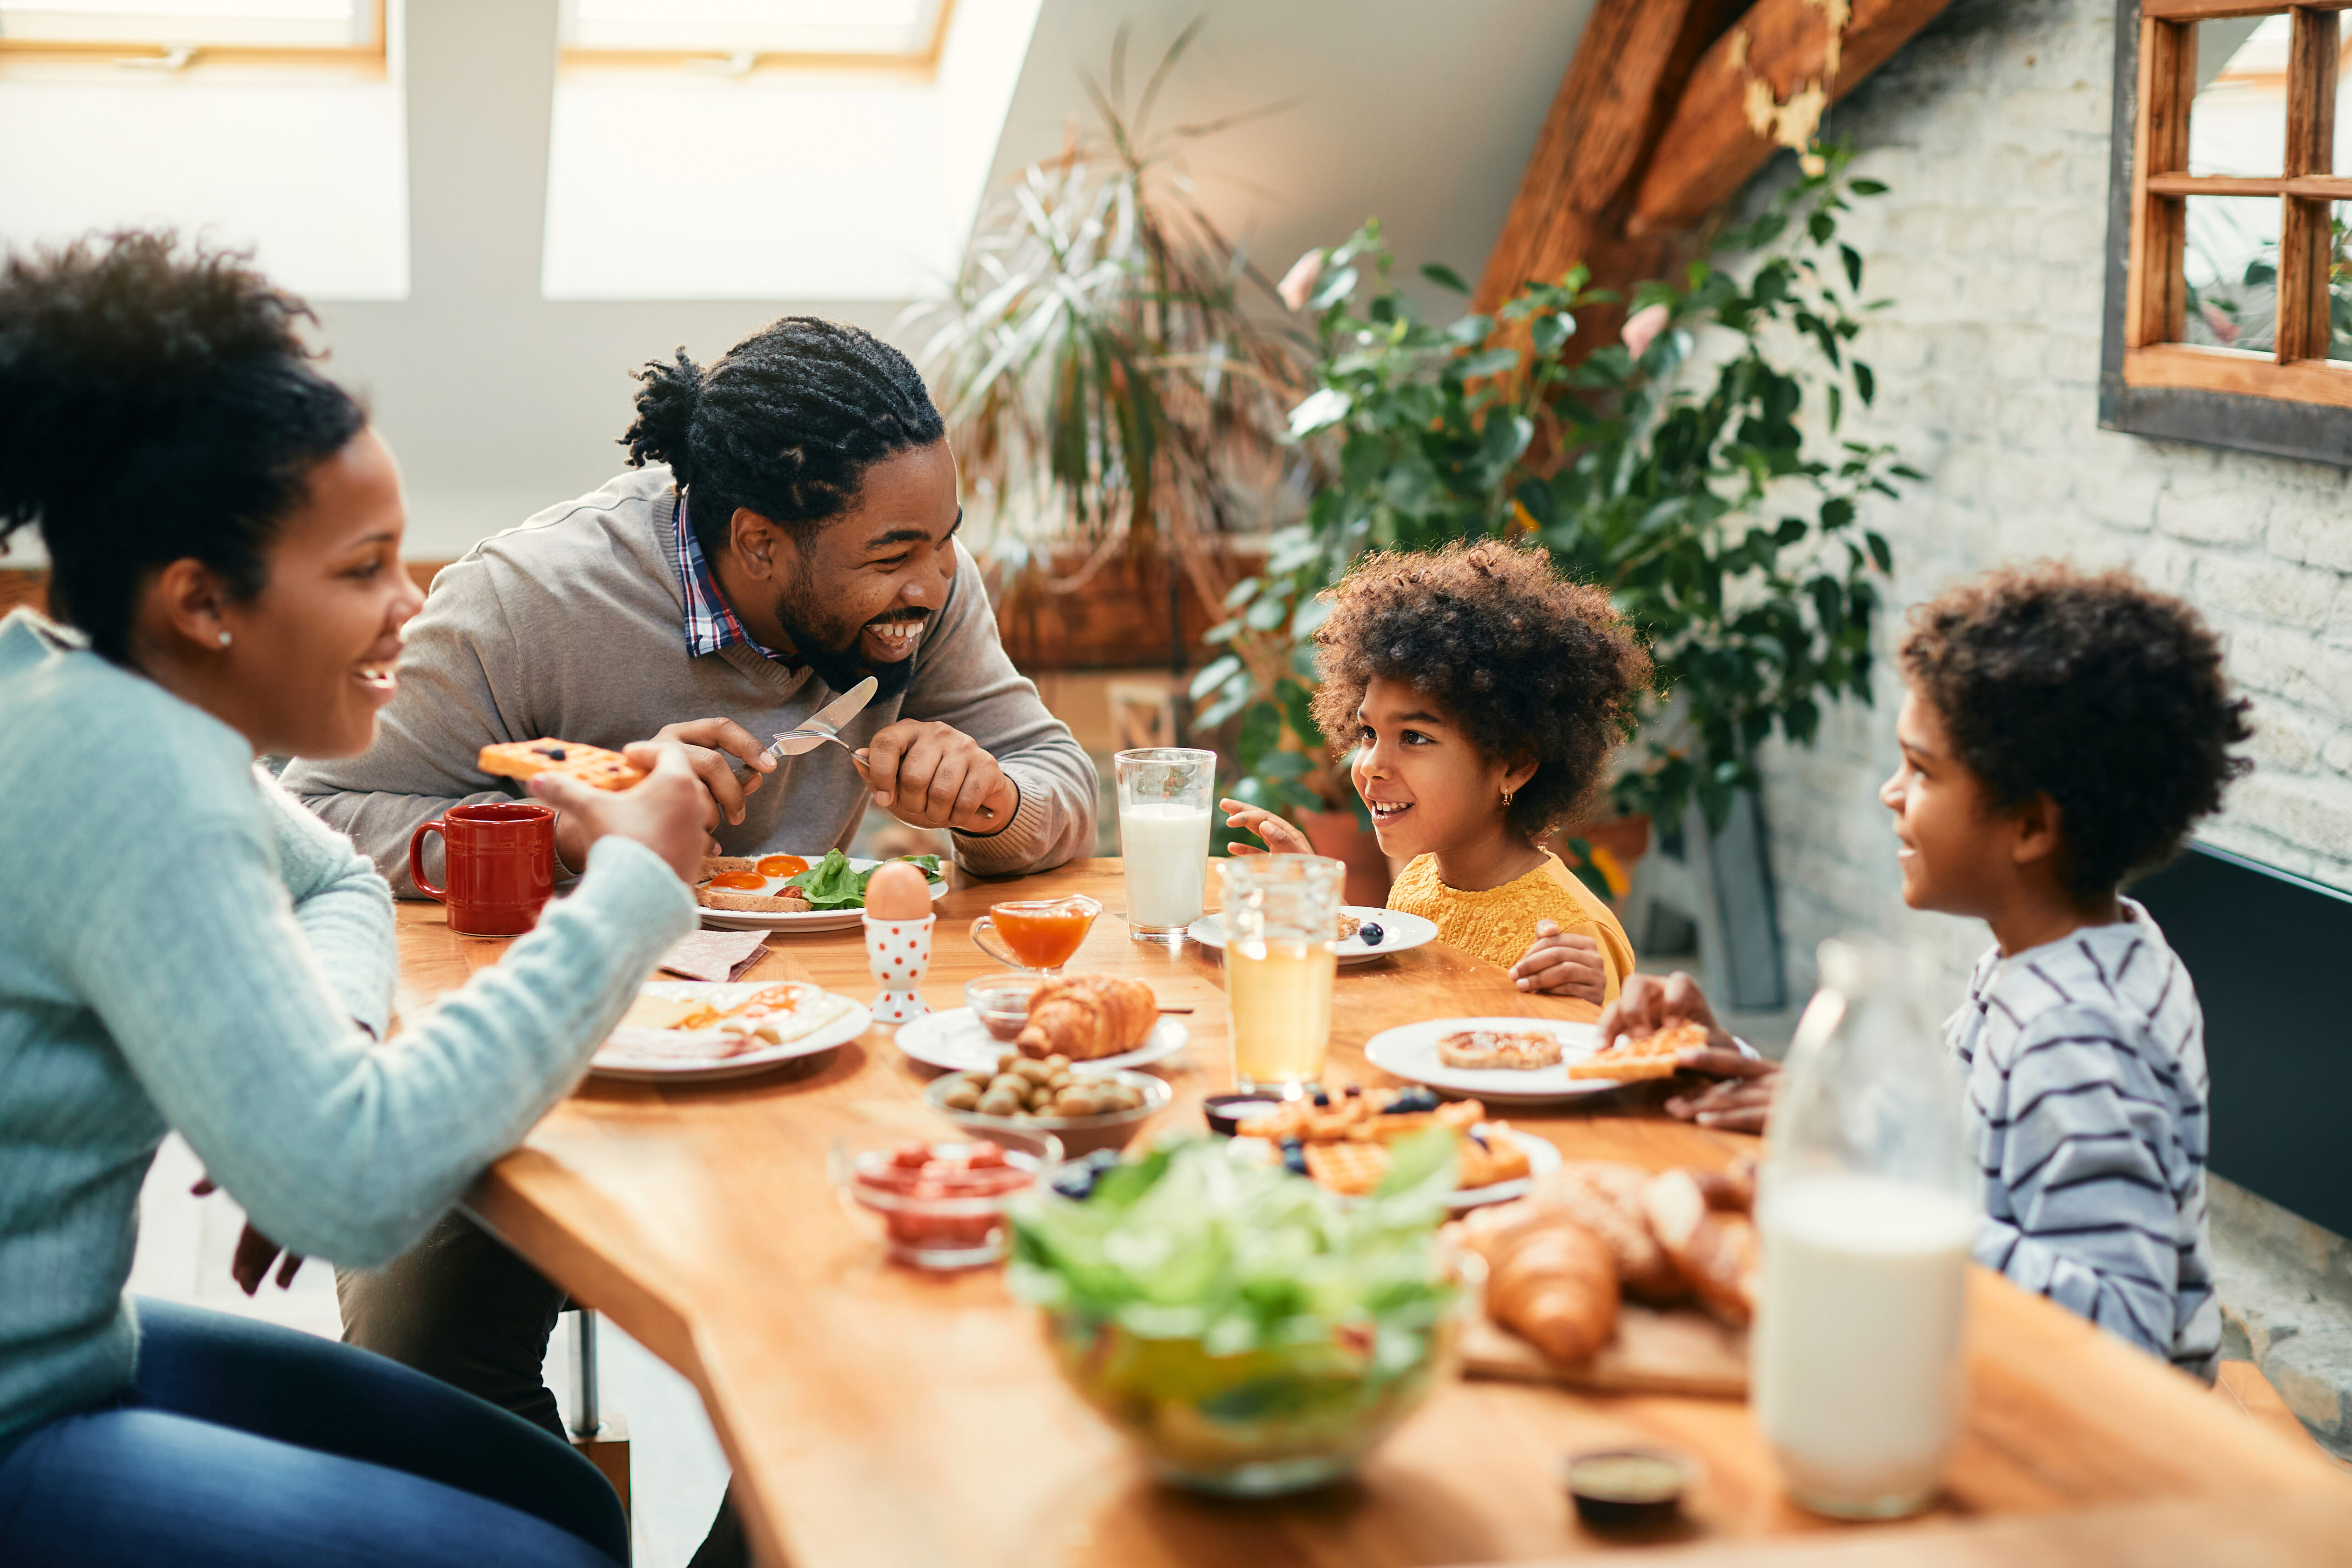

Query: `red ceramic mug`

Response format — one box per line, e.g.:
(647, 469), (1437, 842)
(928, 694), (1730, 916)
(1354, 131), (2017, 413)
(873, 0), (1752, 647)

(409, 802), (556, 937)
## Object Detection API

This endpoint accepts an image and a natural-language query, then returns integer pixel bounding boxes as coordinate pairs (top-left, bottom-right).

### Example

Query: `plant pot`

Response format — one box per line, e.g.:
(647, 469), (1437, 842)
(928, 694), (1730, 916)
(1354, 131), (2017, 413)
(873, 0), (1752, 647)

(1554, 812), (1652, 903)
(1295, 805), (1393, 908)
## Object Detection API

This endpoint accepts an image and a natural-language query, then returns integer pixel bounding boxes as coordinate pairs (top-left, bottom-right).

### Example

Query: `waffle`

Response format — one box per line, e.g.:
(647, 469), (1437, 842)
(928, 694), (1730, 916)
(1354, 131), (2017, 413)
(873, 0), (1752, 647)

(1303, 1139), (1391, 1196)
(1458, 1125), (1535, 1188)
(478, 739), (644, 792)
(1565, 1019), (1709, 1081)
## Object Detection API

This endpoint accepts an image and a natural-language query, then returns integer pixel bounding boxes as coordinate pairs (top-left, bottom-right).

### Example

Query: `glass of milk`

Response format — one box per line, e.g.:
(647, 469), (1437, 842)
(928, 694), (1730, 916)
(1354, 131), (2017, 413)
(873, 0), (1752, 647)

(1753, 938), (1979, 1519)
(1113, 747), (1216, 945)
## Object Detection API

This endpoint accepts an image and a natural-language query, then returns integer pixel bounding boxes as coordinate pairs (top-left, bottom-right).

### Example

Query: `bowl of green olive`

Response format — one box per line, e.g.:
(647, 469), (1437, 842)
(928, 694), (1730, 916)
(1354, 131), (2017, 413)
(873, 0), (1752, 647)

(925, 1055), (1172, 1157)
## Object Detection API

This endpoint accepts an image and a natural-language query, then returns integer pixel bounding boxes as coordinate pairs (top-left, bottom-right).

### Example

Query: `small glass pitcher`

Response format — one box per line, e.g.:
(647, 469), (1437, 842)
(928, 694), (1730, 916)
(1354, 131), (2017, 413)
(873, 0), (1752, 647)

(969, 894), (1102, 974)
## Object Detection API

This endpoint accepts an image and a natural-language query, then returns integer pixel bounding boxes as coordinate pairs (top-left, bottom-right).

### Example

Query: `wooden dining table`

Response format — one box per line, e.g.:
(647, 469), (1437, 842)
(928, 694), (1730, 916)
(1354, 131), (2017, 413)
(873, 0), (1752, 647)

(393, 858), (2352, 1568)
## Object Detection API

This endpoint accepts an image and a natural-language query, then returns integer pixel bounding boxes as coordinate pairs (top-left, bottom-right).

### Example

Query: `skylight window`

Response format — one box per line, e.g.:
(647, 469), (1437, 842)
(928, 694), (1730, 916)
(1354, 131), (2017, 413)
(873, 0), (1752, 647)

(0, 0), (378, 50)
(558, 0), (946, 67)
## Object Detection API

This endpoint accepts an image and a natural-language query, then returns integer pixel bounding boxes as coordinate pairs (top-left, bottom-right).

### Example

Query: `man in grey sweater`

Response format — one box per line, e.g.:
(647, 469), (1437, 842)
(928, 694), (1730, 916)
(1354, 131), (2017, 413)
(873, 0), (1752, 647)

(284, 317), (1093, 1568)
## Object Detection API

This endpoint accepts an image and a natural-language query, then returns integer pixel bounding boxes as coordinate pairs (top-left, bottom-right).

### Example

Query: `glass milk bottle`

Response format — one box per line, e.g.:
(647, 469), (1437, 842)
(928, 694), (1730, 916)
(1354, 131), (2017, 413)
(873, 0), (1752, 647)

(1753, 938), (1979, 1519)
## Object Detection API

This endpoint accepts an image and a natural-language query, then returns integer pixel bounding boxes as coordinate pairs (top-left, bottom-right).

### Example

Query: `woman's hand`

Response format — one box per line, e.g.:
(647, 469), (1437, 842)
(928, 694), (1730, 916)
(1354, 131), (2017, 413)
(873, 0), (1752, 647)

(1219, 798), (1311, 856)
(1510, 920), (1605, 1001)
(529, 741), (709, 883)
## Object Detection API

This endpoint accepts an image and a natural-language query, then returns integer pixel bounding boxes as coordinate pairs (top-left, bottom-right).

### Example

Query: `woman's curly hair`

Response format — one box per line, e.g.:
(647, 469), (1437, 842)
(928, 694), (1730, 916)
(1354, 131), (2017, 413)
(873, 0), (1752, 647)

(0, 230), (364, 663)
(1900, 564), (2253, 904)
(1308, 540), (1653, 837)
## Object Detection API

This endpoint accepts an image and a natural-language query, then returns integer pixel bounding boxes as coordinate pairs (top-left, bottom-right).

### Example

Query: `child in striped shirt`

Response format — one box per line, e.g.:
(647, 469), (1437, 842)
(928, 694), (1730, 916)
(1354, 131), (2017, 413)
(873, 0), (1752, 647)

(1600, 565), (2252, 1376)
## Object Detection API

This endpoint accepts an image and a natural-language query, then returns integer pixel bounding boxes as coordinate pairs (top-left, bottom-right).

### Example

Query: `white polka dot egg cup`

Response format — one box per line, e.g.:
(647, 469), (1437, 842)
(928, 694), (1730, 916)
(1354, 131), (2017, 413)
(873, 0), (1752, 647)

(863, 911), (935, 1024)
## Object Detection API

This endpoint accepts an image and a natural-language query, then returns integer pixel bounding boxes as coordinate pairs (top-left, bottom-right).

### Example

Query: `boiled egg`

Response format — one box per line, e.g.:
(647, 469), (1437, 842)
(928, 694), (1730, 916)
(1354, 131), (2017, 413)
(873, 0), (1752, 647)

(865, 860), (933, 921)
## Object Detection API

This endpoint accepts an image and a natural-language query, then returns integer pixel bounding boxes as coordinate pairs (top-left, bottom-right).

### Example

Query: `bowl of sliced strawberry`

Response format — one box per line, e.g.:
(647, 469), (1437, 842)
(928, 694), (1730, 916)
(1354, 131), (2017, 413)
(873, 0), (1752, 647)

(831, 1132), (1062, 1270)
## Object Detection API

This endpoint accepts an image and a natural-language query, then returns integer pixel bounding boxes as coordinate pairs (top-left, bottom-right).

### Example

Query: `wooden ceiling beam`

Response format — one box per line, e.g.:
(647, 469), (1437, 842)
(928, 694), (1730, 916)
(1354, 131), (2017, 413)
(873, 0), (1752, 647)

(1472, 0), (1751, 313)
(1628, 0), (1957, 234)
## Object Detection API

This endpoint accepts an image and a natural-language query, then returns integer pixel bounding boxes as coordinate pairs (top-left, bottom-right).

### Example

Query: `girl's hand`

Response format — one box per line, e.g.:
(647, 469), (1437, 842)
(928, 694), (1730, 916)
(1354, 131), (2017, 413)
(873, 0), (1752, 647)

(1219, 798), (1311, 856)
(1510, 920), (1606, 1002)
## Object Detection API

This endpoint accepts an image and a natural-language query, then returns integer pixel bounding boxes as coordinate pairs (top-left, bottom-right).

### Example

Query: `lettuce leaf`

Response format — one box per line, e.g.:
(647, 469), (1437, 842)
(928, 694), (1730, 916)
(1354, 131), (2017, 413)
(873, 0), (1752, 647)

(780, 850), (946, 910)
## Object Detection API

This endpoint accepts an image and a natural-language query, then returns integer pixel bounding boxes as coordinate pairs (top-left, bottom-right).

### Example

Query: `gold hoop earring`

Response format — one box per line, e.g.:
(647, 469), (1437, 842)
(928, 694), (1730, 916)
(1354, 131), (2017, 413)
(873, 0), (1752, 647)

(1501, 787), (1513, 807)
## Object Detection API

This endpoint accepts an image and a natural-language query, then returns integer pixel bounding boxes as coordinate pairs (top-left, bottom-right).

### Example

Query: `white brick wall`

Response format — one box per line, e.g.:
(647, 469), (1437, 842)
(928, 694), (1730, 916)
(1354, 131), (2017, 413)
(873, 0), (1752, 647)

(1743, 0), (2352, 999)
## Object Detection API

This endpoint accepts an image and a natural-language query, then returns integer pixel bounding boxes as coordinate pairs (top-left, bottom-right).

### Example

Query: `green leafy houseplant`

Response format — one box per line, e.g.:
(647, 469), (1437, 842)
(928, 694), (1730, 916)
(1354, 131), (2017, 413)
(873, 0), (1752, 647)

(1192, 147), (1919, 841)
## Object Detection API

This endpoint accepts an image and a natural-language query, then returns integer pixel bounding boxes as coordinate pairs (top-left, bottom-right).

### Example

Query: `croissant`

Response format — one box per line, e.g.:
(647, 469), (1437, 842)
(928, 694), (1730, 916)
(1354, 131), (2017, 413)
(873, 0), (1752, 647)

(1466, 1204), (1620, 1365)
(1513, 1161), (1684, 1300)
(1642, 1168), (1760, 1325)
(1015, 975), (1157, 1061)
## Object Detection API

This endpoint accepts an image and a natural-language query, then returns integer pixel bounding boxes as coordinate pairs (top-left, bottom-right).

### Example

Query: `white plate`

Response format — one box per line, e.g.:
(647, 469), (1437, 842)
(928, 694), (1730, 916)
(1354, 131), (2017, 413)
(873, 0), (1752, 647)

(697, 856), (950, 933)
(895, 1006), (1189, 1077)
(590, 980), (871, 1082)
(1186, 905), (1438, 965)
(1363, 1016), (1618, 1104)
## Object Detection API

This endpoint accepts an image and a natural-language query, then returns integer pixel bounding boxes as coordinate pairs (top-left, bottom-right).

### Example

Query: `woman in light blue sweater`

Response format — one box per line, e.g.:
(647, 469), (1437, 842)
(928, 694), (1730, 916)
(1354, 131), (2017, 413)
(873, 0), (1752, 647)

(0, 236), (709, 1566)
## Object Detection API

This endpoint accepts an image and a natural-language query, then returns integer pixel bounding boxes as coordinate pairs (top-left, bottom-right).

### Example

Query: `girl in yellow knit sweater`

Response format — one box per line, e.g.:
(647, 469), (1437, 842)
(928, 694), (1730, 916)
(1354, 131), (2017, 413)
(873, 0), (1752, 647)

(1222, 540), (1651, 1014)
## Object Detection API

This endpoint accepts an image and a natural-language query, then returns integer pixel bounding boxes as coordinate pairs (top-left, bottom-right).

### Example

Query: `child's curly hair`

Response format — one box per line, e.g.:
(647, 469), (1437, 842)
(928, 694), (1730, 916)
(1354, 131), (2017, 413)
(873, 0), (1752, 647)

(1308, 540), (1652, 837)
(1900, 563), (2253, 905)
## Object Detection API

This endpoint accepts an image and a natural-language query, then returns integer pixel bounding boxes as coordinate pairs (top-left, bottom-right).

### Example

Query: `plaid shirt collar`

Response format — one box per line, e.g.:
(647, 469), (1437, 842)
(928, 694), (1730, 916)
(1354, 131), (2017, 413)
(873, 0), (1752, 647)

(673, 494), (798, 666)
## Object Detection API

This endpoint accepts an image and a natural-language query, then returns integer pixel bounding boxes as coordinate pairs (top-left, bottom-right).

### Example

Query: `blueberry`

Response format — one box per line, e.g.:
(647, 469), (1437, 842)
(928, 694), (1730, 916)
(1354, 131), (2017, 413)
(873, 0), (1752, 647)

(1382, 1087), (1439, 1115)
(1280, 1137), (1303, 1152)
(1358, 923), (1385, 946)
(1312, 1089), (1330, 1108)
(1050, 1148), (1122, 1200)
(1344, 1084), (1362, 1098)
(1283, 1146), (1310, 1176)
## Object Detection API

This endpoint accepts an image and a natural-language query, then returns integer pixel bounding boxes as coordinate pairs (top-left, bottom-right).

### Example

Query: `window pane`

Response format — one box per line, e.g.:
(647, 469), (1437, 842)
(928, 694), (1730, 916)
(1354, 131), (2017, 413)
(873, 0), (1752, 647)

(2188, 14), (2291, 179)
(561, 0), (940, 56)
(0, 1), (368, 47)
(2331, 201), (2350, 364)
(2182, 195), (2281, 352)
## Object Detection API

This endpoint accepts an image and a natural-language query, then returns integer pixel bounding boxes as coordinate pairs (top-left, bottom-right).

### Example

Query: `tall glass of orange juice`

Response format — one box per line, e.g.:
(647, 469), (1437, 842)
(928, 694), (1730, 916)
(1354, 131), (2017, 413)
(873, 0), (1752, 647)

(1218, 855), (1344, 1097)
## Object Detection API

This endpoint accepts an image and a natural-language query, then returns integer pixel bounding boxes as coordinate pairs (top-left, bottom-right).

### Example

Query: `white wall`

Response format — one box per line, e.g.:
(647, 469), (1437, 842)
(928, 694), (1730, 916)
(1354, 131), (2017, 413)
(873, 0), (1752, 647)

(1741, 0), (2352, 1001)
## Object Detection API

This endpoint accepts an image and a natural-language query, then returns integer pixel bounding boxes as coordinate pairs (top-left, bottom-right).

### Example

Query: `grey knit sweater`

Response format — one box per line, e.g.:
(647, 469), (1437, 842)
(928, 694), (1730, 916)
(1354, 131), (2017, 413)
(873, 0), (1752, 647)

(0, 611), (695, 1452)
(282, 468), (1096, 896)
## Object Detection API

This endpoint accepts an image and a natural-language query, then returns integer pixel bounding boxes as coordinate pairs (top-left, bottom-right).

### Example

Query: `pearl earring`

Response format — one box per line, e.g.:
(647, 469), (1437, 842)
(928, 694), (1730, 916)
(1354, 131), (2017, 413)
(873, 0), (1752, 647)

(217, 630), (232, 648)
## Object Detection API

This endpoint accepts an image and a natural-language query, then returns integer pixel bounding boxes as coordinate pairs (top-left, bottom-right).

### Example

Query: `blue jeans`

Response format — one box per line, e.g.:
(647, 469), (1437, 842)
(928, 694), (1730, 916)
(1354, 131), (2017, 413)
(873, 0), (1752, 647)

(0, 1298), (628, 1568)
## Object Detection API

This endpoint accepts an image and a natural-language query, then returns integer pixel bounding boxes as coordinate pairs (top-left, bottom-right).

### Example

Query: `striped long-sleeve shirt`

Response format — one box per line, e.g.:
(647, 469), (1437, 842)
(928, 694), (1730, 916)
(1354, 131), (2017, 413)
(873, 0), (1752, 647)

(1945, 900), (2220, 1378)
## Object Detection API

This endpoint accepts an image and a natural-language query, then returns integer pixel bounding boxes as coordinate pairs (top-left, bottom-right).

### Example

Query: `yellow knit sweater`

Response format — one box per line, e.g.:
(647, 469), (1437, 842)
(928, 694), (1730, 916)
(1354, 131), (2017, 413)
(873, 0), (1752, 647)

(1387, 852), (1635, 1015)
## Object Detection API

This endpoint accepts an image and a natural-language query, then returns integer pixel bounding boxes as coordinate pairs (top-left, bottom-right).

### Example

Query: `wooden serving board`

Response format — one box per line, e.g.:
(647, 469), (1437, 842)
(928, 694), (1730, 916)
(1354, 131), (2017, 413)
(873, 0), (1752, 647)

(1461, 1301), (1748, 1398)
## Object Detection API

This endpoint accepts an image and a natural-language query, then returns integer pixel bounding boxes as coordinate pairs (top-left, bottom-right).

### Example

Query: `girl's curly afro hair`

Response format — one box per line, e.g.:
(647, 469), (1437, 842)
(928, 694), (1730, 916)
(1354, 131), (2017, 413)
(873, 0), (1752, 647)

(1308, 539), (1652, 838)
(1900, 563), (2253, 904)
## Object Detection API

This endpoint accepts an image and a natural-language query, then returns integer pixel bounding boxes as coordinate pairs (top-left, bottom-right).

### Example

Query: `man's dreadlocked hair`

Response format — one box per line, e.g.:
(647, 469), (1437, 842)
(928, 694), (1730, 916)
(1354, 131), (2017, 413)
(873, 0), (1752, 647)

(620, 315), (945, 561)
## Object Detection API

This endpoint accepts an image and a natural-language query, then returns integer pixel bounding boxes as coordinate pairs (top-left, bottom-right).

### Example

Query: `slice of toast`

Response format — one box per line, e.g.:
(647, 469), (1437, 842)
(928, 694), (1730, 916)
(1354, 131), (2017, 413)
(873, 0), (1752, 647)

(479, 739), (645, 792)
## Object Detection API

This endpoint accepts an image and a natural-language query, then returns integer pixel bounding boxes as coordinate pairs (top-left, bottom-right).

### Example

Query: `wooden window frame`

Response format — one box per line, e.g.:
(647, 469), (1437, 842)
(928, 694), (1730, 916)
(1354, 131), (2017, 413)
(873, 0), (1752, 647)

(2100, 0), (2352, 466)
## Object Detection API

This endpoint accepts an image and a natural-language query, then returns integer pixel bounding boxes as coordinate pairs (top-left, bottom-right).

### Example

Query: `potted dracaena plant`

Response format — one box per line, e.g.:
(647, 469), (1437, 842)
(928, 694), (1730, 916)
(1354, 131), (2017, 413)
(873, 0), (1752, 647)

(1193, 147), (1918, 903)
(905, 22), (1313, 667)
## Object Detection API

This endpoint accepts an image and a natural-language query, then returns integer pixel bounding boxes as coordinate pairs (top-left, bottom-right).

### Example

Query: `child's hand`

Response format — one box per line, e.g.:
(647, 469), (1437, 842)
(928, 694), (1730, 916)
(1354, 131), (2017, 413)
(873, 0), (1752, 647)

(1510, 920), (1606, 1002)
(1595, 970), (1737, 1054)
(1665, 1057), (1780, 1133)
(1219, 798), (1311, 856)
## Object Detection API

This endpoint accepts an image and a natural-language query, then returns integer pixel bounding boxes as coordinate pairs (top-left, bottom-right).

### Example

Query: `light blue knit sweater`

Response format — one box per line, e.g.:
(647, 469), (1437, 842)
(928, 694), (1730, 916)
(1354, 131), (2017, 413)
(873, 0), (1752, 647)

(0, 610), (696, 1450)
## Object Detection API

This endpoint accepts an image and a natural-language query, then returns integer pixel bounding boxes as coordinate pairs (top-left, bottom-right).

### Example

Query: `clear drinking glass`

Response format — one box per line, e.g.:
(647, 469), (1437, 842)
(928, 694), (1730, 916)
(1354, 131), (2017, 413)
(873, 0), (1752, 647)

(1114, 748), (1216, 945)
(1219, 855), (1344, 1097)
(1753, 938), (1979, 1520)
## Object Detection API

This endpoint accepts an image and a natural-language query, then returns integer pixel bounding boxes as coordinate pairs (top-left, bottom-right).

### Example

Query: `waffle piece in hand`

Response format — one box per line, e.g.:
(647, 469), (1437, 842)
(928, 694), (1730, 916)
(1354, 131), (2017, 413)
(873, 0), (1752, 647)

(1016, 975), (1156, 1061)
(1566, 1019), (1709, 1081)
(479, 739), (645, 792)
